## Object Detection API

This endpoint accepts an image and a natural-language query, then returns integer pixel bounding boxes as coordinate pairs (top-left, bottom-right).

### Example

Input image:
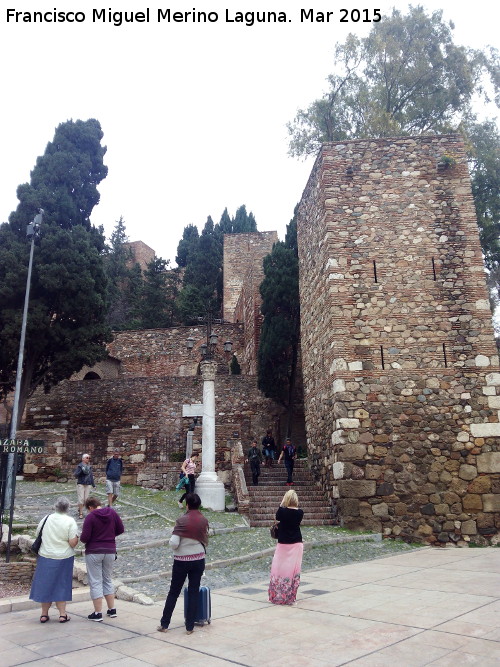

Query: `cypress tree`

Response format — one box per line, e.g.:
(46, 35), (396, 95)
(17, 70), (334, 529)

(0, 119), (110, 429)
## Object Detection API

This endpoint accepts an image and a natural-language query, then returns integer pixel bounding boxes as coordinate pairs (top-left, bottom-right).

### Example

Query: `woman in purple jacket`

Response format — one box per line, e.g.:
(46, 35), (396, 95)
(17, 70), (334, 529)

(80, 497), (124, 621)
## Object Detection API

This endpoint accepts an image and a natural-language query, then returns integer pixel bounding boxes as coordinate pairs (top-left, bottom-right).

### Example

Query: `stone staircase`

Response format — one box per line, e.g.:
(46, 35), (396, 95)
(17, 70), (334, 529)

(244, 459), (335, 527)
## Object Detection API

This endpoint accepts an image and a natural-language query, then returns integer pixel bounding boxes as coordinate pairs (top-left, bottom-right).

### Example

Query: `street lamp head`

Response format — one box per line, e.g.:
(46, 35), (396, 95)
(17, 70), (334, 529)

(200, 343), (208, 356)
(209, 332), (218, 346)
(186, 336), (195, 350)
(224, 340), (233, 352)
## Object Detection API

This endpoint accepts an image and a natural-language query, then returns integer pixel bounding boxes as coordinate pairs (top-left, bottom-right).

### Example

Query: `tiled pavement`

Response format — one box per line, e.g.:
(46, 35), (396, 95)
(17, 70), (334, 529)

(1, 547), (499, 666)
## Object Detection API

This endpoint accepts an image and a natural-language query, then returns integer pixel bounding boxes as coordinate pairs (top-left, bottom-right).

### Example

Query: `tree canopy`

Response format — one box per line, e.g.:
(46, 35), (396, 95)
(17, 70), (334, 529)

(258, 209), (300, 435)
(287, 6), (500, 297)
(175, 205), (257, 323)
(288, 6), (499, 154)
(0, 119), (111, 429)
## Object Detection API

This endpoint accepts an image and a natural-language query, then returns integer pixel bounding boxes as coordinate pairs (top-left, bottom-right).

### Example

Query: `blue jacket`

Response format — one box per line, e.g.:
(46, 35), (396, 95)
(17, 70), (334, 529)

(106, 457), (123, 481)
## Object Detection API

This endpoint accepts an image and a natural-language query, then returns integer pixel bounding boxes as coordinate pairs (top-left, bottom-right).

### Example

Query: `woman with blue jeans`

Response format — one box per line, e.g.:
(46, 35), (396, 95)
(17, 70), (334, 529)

(158, 493), (209, 635)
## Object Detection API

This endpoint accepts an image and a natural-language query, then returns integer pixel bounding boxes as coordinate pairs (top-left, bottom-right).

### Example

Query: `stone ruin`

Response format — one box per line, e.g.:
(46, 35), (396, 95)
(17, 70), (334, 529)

(297, 135), (500, 544)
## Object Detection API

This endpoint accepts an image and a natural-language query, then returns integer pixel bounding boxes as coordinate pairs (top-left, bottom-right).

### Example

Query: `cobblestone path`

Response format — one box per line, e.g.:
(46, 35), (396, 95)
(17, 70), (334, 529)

(11, 481), (421, 599)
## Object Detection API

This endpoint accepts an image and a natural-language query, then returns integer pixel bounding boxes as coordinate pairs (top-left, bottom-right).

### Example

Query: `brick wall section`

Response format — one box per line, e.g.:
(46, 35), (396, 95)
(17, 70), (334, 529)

(223, 232), (278, 323)
(0, 561), (34, 585)
(233, 262), (266, 375)
(298, 135), (500, 544)
(22, 376), (285, 488)
(106, 324), (245, 377)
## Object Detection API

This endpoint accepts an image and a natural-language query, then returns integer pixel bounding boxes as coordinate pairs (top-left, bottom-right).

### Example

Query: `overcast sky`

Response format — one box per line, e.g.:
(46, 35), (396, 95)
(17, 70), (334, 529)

(1, 1), (498, 264)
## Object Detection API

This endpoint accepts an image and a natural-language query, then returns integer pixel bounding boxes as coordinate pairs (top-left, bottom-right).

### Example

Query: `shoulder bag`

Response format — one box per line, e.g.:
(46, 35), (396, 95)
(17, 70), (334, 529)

(270, 520), (279, 539)
(30, 515), (50, 555)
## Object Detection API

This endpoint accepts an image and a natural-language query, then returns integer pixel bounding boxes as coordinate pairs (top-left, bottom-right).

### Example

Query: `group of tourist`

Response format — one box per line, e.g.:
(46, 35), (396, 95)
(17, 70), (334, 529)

(29, 494), (124, 623)
(29, 432), (304, 630)
(246, 430), (298, 486)
(74, 450), (123, 518)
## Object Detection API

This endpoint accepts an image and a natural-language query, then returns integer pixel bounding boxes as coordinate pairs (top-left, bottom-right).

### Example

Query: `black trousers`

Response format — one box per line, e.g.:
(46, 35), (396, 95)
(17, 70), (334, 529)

(160, 558), (205, 631)
(179, 474), (196, 502)
(285, 459), (294, 483)
(250, 459), (260, 485)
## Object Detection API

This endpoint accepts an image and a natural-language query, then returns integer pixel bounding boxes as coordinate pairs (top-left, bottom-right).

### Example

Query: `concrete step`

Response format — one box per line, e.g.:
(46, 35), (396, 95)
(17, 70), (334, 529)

(244, 460), (333, 527)
(250, 518), (335, 527)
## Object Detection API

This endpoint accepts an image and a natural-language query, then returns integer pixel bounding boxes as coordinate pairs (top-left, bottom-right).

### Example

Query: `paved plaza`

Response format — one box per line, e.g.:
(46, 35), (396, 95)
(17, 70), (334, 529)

(1, 546), (499, 666)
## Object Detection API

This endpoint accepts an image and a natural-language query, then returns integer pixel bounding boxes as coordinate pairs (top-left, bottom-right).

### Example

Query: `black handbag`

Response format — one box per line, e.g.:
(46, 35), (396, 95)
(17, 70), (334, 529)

(270, 521), (279, 539)
(30, 515), (49, 555)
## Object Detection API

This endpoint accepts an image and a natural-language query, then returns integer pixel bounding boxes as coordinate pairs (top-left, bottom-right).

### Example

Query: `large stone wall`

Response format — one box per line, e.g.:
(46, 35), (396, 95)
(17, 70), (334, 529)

(22, 376), (284, 488)
(223, 231), (278, 323)
(298, 135), (500, 544)
(105, 324), (245, 377)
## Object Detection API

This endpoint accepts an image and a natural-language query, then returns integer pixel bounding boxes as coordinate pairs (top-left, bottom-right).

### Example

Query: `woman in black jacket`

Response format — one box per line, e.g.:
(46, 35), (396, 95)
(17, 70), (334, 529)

(268, 489), (304, 605)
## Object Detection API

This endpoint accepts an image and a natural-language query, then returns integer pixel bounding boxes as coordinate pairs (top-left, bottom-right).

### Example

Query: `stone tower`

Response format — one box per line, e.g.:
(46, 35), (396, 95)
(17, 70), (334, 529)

(297, 136), (500, 544)
(223, 231), (278, 374)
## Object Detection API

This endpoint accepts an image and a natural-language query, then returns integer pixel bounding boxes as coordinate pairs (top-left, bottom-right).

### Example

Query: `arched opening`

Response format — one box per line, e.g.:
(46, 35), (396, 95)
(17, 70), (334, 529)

(83, 371), (101, 380)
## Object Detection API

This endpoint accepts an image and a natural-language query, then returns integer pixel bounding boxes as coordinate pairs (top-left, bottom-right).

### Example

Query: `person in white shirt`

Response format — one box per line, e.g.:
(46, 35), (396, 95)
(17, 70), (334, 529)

(29, 496), (79, 623)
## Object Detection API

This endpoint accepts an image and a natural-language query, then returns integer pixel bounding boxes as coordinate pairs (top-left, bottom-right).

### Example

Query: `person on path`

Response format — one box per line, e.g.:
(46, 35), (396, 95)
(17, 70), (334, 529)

(247, 440), (263, 485)
(178, 454), (198, 508)
(261, 429), (276, 466)
(74, 453), (95, 519)
(80, 496), (125, 622)
(268, 489), (304, 606)
(106, 450), (123, 506)
(157, 493), (209, 635)
(278, 437), (296, 485)
(29, 496), (79, 623)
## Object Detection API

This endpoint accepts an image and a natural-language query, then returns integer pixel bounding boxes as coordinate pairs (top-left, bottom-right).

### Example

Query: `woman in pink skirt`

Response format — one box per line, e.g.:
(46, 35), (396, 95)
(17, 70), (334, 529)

(268, 489), (304, 605)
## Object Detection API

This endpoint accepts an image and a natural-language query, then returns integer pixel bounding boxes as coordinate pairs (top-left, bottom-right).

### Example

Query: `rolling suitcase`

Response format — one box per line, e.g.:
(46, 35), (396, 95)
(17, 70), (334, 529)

(184, 584), (211, 626)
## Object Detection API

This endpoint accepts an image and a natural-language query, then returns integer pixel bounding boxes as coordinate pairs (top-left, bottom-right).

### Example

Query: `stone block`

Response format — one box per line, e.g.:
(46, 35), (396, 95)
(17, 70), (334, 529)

(458, 465), (477, 481)
(116, 585), (137, 601)
(417, 524), (433, 536)
(485, 372), (500, 386)
(468, 476), (491, 494)
(336, 418), (360, 429)
(348, 361), (363, 371)
(477, 453), (500, 474)
(365, 465), (381, 480)
(483, 495), (500, 512)
(332, 462), (345, 480)
(463, 494), (482, 511)
(133, 592), (155, 605)
(461, 520), (477, 535)
(337, 497), (360, 516)
(470, 423), (500, 438)
(372, 502), (389, 516)
(332, 430), (345, 445)
(333, 379), (346, 393)
(487, 396), (500, 409)
(337, 480), (376, 498)
(339, 444), (367, 460)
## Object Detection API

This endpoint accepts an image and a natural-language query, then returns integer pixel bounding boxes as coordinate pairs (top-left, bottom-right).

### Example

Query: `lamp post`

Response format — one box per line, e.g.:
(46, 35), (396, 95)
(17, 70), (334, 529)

(186, 313), (232, 511)
(4, 209), (43, 561)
